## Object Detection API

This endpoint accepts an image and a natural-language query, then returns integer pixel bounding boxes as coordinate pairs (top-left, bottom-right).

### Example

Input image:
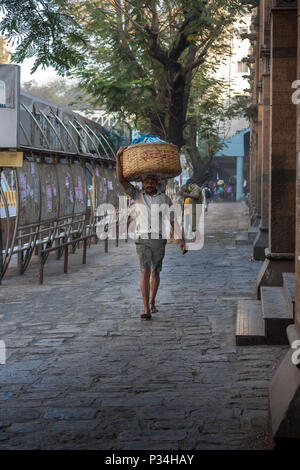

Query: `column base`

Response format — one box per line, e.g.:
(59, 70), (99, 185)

(253, 226), (268, 261)
(247, 225), (260, 243)
(252, 215), (261, 228)
(256, 249), (295, 299)
(249, 204), (257, 226)
(269, 326), (300, 447)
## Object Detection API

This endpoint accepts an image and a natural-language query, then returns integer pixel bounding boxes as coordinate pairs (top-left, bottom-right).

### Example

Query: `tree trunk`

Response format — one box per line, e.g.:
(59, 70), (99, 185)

(184, 117), (211, 184)
(167, 68), (186, 148)
(149, 111), (167, 140)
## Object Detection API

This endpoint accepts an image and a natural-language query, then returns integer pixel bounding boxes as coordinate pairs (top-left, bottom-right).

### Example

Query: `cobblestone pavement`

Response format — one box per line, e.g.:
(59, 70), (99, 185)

(0, 202), (287, 450)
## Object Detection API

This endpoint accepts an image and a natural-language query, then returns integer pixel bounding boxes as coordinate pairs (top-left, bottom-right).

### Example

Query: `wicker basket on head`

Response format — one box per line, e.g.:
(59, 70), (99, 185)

(121, 142), (181, 182)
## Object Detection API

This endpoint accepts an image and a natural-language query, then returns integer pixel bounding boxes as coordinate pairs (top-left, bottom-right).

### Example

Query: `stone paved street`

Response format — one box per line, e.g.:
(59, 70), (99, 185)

(0, 202), (287, 449)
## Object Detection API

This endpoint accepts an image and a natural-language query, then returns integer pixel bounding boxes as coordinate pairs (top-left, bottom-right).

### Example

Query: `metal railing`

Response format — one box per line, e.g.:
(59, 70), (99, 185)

(0, 80), (129, 282)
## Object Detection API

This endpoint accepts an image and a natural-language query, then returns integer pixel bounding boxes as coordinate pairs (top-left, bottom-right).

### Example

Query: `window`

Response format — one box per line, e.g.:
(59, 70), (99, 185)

(237, 61), (248, 73)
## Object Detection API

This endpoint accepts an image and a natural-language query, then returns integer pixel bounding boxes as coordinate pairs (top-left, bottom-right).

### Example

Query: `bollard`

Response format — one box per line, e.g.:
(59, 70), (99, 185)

(105, 237), (108, 253)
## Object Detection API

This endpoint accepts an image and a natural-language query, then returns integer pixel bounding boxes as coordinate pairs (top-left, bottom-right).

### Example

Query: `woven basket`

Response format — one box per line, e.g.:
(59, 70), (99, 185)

(121, 142), (181, 181)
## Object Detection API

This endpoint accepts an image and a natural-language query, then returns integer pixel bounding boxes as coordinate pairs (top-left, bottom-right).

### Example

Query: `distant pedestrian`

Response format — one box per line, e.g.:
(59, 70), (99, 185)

(182, 178), (203, 233)
(216, 181), (225, 201)
(226, 184), (233, 201)
(202, 185), (211, 212)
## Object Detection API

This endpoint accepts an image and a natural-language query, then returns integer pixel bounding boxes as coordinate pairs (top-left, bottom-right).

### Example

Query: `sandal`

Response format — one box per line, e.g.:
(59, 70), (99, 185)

(150, 305), (158, 313)
(141, 313), (152, 320)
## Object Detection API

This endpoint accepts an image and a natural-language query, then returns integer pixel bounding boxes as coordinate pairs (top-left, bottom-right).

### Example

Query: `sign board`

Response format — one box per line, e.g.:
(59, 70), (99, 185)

(0, 80), (5, 106)
(0, 151), (23, 167)
(0, 65), (20, 148)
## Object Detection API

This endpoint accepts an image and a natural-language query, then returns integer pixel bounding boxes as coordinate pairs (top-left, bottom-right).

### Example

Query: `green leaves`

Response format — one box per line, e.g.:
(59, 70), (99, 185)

(0, 0), (248, 150)
(183, 57), (249, 170)
(0, 0), (87, 73)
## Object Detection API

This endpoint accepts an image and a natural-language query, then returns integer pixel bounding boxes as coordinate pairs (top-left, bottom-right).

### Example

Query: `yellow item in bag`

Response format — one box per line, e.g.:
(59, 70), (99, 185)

(184, 197), (191, 215)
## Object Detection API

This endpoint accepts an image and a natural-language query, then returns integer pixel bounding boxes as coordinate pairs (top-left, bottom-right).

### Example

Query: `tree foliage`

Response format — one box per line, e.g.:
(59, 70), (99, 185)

(0, 36), (11, 63)
(184, 63), (249, 178)
(0, 0), (249, 180)
(22, 77), (89, 109)
(0, 0), (87, 72)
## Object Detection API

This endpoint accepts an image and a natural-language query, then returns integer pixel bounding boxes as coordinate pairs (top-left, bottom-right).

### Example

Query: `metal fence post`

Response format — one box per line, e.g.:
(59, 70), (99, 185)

(64, 245), (69, 273)
(82, 238), (87, 264)
(39, 253), (44, 285)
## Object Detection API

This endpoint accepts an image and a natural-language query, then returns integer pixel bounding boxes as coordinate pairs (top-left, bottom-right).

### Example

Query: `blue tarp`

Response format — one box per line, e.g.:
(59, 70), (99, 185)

(214, 128), (250, 158)
(131, 133), (167, 144)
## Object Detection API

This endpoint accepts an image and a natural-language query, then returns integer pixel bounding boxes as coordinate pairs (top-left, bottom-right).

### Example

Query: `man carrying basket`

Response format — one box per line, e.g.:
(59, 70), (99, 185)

(116, 146), (187, 320)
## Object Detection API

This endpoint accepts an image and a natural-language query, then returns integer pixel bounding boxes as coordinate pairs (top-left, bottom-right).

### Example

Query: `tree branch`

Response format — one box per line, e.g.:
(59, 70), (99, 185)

(145, 24), (169, 66)
(168, 31), (190, 62)
(106, 0), (146, 34)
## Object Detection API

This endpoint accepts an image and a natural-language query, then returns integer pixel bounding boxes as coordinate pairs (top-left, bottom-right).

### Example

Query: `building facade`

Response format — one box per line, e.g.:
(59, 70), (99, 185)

(244, 0), (300, 446)
(211, 15), (251, 199)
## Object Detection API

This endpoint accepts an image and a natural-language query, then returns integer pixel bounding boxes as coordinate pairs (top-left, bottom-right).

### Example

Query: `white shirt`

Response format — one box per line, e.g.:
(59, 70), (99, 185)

(126, 185), (174, 239)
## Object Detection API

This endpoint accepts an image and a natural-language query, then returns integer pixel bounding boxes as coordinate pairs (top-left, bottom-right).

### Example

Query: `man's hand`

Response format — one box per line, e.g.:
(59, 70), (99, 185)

(180, 239), (187, 255)
(116, 146), (127, 160)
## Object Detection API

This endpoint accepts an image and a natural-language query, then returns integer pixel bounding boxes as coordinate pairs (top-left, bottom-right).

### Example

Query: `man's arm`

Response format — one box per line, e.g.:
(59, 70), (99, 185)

(171, 220), (187, 254)
(164, 194), (186, 254)
(116, 147), (130, 191)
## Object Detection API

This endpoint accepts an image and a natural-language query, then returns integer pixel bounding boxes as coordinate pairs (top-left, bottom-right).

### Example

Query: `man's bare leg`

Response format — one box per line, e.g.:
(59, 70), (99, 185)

(140, 269), (151, 318)
(150, 270), (160, 313)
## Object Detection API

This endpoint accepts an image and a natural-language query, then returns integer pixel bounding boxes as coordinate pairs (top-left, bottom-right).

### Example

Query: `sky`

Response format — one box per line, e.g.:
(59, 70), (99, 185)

(17, 57), (61, 85)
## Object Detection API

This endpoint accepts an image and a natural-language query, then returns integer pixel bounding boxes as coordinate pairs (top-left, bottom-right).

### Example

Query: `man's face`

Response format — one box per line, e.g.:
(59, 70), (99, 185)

(142, 177), (158, 195)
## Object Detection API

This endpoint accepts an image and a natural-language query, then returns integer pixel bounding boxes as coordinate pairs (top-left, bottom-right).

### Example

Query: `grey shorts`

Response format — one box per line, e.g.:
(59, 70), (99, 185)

(135, 238), (167, 273)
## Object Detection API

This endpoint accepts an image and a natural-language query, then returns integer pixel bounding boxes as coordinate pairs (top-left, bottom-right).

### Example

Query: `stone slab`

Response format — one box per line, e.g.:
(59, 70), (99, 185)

(235, 234), (251, 246)
(269, 348), (300, 441)
(282, 272), (295, 316)
(261, 287), (293, 320)
(248, 226), (260, 243)
(261, 286), (293, 344)
(236, 300), (266, 346)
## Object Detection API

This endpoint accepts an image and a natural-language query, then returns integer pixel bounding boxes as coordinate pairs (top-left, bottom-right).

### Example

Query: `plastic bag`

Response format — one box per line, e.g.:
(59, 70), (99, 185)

(131, 133), (167, 144)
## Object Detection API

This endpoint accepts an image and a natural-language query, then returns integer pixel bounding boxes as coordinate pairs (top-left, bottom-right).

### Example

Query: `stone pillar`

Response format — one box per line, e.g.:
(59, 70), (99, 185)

(249, 123), (258, 224)
(257, 6), (297, 295)
(295, 1), (300, 334)
(254, 13), (261, 227)
(268, 0), (300, 447)
(236, 156), (244, 200)
(249, 12), (260, 225)
(254, 0), (272, 260)
(256, 30), (263, 226)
